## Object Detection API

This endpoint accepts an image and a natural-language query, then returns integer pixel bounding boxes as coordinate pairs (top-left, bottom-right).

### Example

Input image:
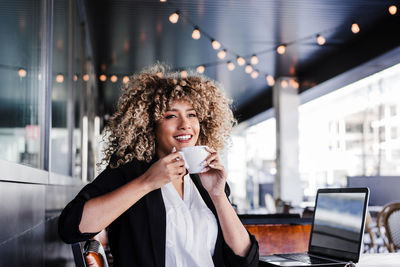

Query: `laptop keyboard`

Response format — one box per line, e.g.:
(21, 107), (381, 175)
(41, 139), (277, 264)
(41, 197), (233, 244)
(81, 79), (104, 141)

(275, 253), (337, 264)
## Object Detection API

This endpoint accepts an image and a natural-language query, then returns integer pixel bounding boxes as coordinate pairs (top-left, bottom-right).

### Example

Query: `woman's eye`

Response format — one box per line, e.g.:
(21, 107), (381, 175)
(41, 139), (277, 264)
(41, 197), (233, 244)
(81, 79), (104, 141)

(165, 114), (176, 119)
(188, 113), (197, 117)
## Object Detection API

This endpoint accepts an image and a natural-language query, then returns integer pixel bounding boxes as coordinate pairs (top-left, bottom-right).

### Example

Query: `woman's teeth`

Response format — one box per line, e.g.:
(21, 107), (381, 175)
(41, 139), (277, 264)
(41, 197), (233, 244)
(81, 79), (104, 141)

(175, 135), (191, 141)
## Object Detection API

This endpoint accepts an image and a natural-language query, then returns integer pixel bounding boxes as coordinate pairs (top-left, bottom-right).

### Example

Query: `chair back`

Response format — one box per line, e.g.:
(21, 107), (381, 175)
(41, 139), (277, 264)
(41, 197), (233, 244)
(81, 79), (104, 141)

(71, 242), (86, 267)
(377, 202), (400, 252)
(71, 240), (109, 267)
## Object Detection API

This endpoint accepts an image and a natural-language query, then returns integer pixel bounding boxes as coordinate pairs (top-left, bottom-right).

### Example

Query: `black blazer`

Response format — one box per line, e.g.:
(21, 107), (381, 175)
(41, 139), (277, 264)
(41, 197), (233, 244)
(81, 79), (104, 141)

(58, 157), (259, 267)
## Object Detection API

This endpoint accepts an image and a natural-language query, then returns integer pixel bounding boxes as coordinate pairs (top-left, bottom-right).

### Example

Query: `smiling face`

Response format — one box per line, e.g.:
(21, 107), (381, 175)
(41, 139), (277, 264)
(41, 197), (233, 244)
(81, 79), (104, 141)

(155, 100), (200, 158)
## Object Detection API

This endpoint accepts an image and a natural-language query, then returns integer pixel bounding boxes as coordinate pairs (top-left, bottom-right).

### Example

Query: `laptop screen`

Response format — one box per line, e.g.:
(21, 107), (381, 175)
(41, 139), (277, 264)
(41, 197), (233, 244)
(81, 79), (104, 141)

(309, 188), (369, 261)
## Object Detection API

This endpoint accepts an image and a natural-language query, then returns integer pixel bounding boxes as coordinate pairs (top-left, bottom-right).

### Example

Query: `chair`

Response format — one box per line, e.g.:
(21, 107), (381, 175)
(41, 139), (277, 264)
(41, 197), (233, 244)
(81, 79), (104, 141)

(71, 230), (110, 267)
(377, 202), (400, 252)
(72, 239), (109, 267)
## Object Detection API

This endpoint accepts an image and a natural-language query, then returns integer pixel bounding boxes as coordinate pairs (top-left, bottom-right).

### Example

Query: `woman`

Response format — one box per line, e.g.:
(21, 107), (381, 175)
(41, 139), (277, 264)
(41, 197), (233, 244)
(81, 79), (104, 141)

(58, 65), (259, 267)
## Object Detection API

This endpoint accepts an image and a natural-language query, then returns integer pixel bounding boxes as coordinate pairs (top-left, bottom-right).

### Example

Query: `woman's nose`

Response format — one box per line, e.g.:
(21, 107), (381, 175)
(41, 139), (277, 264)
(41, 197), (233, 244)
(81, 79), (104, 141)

(179, 117), (191, 129)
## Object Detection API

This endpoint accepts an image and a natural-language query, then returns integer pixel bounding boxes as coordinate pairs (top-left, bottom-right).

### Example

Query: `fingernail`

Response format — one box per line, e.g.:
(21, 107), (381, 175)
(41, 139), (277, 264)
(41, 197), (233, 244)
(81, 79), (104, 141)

(209, 164), (215, 168)
(171, 147), (176, 153)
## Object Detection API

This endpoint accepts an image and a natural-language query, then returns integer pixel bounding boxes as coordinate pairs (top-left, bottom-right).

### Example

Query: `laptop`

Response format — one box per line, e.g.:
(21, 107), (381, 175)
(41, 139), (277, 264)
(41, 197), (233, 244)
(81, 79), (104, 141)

(260, 187), (370, 266)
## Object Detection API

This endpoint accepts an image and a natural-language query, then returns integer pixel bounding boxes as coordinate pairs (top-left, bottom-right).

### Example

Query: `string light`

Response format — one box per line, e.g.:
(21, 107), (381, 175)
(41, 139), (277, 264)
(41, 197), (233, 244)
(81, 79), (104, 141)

(266, 75), (275, 86)
(158, 1), (389, 89)
(18, 68), (27, 78)
(245, 64), (253, 74)
(56, 74), (64, 83)
(99, 74), (107, 82)
(237, 56), (245, 66)
(192, 27), (201, 40)
(83, 74), (89, 82)
(73, 74), (78, 81)
(316, 34), (326, 45)
(351, 22), (360, 34)
(180, 70), (188, 78)
(217, 49), (226, 59)
(277, 44), (286, 55)
(227, 61), (235, 71)
(160, 0), (167, 2)
(110, 75), (118, 83)
(122, 76), (130, 84)
(251, 70), (259, 79)
(211, 39), (221, 50)
(389, 5), (397, 15)
(250, 55), (259, 65)
(169, 11), (179, 24)
(156, 72), (163, 78)
(289, 79), (299, 89)
(38, 73), (42, 81)
(196, 65), (205, 73)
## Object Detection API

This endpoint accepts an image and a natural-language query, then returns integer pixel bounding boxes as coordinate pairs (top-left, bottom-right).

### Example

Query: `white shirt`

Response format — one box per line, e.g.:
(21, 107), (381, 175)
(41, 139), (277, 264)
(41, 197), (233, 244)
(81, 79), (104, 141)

(161, 174), (218, 267)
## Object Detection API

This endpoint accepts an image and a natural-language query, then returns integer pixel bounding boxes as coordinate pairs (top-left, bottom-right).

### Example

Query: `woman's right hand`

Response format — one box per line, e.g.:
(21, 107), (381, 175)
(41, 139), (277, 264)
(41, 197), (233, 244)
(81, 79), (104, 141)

(142, 147), (186, 191)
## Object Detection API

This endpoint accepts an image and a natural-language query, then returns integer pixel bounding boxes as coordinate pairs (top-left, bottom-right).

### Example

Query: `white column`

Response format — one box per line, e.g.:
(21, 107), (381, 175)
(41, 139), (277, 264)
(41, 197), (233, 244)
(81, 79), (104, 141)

(273, 77), (302, 205)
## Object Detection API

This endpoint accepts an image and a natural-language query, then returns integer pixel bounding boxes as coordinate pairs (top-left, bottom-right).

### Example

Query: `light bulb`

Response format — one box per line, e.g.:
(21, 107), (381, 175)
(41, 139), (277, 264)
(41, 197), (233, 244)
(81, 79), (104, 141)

(227, 61), (235, 71)
(83, 74), (89, 82)
(250, 55), (259, 65)
(192, 27), (201, 40)
(351, 23), (360, 34)
(196, 65), (205, 74)
(389, 5), (397, 15)
(290, 79), (299, 89)
(245, 64), (253, 74)
(180, 70), (187, 78)
(160, 0), (167, 2)
(281, 80), (288, 88)
(217, 49), (226, 59)
(251, 70), (259, 79)
(56, 74), (64, 83)
(277, 44), (286, 55)
(316, 34), (326, 45)
(237, 56), (245, 66)
(169, 12), (179, 24)
(122, 76), (130, 84)
(211, 39), (221, 50)
(18, 68), (27, 78)
(99, 74), (107, 82)
(266, 75), (275, 86)
(110, 75), (118, 83)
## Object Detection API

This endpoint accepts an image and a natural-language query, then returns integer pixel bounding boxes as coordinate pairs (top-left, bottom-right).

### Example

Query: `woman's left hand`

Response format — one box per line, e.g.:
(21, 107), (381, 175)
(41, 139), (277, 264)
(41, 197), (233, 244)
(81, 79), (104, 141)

(198, 147), (227, 197)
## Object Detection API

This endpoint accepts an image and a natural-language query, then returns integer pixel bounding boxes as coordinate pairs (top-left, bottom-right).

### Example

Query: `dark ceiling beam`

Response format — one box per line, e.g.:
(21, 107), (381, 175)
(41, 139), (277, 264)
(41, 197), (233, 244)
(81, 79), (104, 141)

(234, 14), (400, 124)
(234, 87), (273, 124)
(298, 14), (400, 93)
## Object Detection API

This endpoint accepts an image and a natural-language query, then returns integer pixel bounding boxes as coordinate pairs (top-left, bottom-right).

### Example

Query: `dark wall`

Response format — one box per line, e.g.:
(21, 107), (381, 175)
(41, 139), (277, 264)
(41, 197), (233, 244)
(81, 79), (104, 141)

(0, 176), (82, 266)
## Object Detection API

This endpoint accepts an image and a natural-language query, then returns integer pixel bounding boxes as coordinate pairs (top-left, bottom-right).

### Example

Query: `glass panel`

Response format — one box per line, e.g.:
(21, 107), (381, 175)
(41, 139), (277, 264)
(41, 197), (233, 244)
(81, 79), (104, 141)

(0, 0), (44, 168)
(73, 5), (84, 179)
(50, 0), (70, 175)
(299, 63), (400, 200)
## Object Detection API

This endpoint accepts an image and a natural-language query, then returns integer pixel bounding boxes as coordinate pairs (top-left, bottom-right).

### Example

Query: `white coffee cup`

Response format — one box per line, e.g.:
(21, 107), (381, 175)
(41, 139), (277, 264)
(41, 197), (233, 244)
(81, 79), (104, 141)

(179, 146), (209, 174)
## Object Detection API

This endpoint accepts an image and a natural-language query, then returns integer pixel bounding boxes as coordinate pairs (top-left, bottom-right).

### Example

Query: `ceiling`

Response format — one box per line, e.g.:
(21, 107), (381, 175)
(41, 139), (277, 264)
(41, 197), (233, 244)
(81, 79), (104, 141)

(84, 0), (400, 123)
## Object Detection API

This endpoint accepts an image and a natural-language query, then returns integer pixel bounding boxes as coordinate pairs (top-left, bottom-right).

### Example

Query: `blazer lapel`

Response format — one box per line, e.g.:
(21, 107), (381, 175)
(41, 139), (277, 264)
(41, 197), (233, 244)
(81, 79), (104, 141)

(145, 189), (166, 267)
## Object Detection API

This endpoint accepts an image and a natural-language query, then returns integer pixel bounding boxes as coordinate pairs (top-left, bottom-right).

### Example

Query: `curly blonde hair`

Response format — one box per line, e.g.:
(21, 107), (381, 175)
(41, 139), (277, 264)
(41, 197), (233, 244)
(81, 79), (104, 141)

(102, 64), (236, 168)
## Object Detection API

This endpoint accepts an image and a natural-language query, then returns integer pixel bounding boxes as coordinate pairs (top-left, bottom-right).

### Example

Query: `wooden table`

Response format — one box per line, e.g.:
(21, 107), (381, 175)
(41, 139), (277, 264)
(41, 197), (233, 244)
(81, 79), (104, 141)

(245, 224), (312, 256)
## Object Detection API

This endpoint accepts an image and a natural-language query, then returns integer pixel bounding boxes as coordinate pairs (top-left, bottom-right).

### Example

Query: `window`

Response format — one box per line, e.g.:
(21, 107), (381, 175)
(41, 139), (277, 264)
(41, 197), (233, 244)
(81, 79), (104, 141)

(0, 0), (45, 168)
